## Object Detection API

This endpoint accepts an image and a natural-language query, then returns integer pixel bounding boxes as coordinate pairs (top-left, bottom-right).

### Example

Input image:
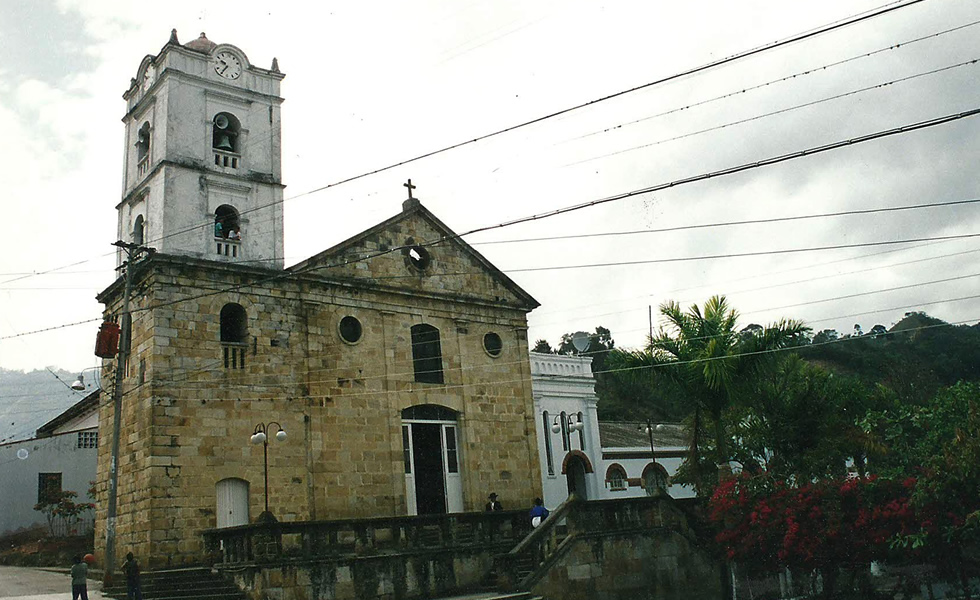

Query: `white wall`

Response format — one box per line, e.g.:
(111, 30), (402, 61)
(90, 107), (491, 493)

(529, 352), (694, 511)
(0, 429), (98, 537)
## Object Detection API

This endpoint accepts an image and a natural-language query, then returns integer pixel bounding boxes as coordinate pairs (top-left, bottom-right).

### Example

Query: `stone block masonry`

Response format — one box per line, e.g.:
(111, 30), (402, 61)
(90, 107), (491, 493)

(95, 204), (543, 568)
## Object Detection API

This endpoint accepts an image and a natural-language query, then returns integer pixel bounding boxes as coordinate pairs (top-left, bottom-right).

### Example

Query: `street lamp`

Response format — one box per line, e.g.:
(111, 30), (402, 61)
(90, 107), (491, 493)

(551, 414), (584, 434)
(250, 422), (286, 521)
(71, 366), (103, 391)
(639, 420), (668, 496)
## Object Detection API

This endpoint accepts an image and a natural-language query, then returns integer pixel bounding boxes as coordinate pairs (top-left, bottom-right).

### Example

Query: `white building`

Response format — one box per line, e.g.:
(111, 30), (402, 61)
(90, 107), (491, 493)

(529, 352), (694, 510)
(0, 391), (99, 537)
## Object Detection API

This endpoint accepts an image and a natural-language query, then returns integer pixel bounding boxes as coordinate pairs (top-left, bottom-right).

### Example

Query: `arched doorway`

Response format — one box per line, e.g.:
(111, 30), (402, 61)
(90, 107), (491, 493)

(215, 478), (249, 527)
(642, 462), (670, 496)
(401, 404), (463, 515)
(562, 451), (593, 500)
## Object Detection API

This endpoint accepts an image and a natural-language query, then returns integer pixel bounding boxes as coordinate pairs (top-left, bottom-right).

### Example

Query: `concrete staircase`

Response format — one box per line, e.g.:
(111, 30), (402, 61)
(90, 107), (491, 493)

(102, 567), (245, 600)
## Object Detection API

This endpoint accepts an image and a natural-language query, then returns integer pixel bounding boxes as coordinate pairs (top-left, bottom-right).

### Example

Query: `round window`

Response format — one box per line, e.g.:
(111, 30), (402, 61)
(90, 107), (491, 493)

(338, 316), (363, 344)
(406, 245), (431, 271)
(483, 332), (503, 357)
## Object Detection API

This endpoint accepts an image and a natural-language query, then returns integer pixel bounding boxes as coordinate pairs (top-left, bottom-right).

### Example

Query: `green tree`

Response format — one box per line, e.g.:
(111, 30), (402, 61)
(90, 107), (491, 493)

(531, 339), (553, 354)
(729, 356), (876, 482)
(617, 295), (808, 490)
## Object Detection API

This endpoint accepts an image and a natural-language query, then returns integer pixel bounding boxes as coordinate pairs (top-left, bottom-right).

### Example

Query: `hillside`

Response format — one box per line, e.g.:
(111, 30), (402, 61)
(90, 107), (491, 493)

(0, 368), (95, 444)
(799, 312), (980, 404)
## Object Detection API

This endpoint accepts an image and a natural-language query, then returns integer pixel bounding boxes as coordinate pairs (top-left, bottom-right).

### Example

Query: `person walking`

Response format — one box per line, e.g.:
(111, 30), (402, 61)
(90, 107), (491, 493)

(70, 555), (89, 600)
(122, 552), (143, 600)
(529, 497), (549, 527)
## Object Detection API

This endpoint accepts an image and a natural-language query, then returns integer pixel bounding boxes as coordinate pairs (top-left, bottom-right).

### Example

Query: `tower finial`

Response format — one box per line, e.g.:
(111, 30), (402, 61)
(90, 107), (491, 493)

(168, 29), (179, 45)
(271, 57), (280, 73)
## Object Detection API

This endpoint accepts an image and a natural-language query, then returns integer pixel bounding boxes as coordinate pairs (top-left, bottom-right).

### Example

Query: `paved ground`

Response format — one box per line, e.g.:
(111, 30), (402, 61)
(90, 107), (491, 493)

(0, 567), (106, 600)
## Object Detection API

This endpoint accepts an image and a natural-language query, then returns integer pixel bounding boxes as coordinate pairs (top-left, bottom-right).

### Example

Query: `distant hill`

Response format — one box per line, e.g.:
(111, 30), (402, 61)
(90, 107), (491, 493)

(800, 312), (980, 404)
(0, 368), (97, 444)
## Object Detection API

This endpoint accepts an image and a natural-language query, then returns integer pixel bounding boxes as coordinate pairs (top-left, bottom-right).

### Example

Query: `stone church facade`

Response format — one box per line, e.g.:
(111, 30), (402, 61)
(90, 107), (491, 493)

(95, 32), (542, 567)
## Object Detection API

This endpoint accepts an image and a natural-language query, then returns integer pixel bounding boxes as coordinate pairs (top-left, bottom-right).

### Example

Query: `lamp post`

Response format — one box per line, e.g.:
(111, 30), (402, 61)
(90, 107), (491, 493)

(250, 422), (286, 521)
(551, 414), (584, 435)
(640, 420), (667, 496)
(71, 366), (103, 392)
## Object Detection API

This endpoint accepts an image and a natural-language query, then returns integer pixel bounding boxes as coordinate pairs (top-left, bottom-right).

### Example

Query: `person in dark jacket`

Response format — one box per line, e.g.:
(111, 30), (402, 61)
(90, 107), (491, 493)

(70, 555), (88, 600)
(485, 492), (503, 511)
(123, 552), (143, 600)
(529, 497), (549, 527)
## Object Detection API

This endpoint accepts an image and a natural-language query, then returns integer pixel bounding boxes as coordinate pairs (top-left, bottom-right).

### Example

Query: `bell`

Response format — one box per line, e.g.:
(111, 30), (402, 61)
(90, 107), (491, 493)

(215, 134), (234, 151)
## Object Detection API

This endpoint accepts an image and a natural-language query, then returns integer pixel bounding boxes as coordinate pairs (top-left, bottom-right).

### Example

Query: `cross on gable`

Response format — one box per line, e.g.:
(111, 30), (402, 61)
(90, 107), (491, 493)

(403, 179), (416, 200)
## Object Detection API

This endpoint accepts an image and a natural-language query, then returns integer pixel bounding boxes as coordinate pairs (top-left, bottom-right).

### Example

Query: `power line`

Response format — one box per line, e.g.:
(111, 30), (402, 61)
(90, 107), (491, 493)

(4, 106), (978, 341)
(3, 0), (929, 288)
(563, 18), (980, 144)
(503, 233), (980, 273)
(455, 107), (980, 239)
(567, 59), (979, 167)
(472, 198), (980, 246)
(285, 0), (928, 203)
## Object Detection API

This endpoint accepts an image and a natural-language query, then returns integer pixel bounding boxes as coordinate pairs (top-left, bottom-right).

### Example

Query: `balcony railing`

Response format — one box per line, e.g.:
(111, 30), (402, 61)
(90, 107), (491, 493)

(137, 156), (149, 177)
(202, 509), (532, 566)
(222, 342), (247, 370)
(213, 149), (240, 169)
(216, 238), (241, 258)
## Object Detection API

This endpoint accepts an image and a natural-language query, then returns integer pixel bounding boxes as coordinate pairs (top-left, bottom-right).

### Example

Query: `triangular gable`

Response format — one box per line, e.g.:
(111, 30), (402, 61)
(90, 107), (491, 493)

(35, 390), (100, 438)
(289, 201), (539, 311)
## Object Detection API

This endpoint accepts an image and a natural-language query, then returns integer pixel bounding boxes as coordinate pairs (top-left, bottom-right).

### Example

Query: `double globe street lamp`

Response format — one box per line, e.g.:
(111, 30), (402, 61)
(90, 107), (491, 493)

(250, 422), (286, 521)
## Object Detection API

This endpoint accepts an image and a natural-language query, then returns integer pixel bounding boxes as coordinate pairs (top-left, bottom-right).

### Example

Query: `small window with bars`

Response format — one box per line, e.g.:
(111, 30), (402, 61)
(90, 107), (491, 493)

(37, 472), (62, 503)
(77, 431), (98, 449)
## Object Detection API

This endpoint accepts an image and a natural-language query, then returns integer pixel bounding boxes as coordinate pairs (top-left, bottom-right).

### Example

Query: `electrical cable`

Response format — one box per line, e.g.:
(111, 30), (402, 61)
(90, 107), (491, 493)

(0, 0), (930, 287)
(566, 59), (979, 167)
(564, 18), (980, 144)
(4, 106), (979, 341)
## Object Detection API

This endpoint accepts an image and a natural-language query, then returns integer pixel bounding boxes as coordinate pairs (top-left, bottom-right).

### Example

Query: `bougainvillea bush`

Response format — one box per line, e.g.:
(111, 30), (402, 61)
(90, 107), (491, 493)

(709, 474), (922, 578)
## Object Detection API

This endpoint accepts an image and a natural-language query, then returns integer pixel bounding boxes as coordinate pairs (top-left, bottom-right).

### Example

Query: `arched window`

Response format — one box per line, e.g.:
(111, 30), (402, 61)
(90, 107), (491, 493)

(133, 215), (145, 245)
(605, 464), (627, 491)
(212, 112), (241, 153)
(220, 303), (247, 369)
(542, 411), (554, 476)
(136, 122), (151, 176)
(136, 122), (150, 161)
(214, 205), (241, 240)
(411, 324), (443, 384)
(559, 411), (570, 451)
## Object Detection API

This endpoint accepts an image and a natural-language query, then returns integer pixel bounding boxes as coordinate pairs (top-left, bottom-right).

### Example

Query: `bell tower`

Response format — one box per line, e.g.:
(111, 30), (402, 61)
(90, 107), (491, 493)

(118, 30), (285, 269)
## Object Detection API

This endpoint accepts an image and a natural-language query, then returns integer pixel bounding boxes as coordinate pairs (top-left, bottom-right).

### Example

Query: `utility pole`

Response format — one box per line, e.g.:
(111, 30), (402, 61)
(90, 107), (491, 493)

(104, 240), (151, 585)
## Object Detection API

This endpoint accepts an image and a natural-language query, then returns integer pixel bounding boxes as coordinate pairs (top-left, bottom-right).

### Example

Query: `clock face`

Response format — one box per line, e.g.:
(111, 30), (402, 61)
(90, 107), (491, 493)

(214, 52), (242, 80)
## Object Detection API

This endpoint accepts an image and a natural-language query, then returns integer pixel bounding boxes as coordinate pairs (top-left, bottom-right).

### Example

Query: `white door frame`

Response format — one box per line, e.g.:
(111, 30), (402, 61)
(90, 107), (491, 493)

(402, 419), (464, 515)
(216, 478), (249, 528)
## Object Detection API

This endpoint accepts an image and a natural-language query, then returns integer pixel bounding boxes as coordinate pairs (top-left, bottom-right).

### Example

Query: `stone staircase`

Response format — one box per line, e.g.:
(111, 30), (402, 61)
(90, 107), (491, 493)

(102, 567), (245, 600)
(433, 593), (541, 600)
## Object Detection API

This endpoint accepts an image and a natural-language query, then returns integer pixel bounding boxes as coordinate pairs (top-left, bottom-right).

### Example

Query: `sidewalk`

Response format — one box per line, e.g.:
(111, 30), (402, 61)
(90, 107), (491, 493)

(0, 566), (106, 600)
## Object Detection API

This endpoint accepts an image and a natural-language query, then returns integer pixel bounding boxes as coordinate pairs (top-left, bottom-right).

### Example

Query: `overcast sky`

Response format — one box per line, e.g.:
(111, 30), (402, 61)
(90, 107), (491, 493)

(1, 0), (978, 374)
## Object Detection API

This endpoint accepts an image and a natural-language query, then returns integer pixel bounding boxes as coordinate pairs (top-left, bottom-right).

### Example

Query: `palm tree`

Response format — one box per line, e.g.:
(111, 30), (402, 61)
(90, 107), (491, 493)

(612, 295), (808, 489)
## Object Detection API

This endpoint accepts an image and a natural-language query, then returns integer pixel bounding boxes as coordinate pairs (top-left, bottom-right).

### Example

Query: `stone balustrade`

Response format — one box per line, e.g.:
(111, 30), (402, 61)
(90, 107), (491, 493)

(202, 509), (533, 566)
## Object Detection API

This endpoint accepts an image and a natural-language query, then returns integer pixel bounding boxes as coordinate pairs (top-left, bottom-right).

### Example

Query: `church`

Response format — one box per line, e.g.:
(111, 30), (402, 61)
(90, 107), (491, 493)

(95, 31), (543, 567)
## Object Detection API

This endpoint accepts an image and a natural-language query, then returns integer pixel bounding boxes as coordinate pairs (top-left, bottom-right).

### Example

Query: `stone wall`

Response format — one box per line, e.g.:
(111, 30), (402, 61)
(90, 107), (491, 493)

(530, 530), (722, 600)
(227, 551), (497, 600)
(95, 225), (542, 567)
